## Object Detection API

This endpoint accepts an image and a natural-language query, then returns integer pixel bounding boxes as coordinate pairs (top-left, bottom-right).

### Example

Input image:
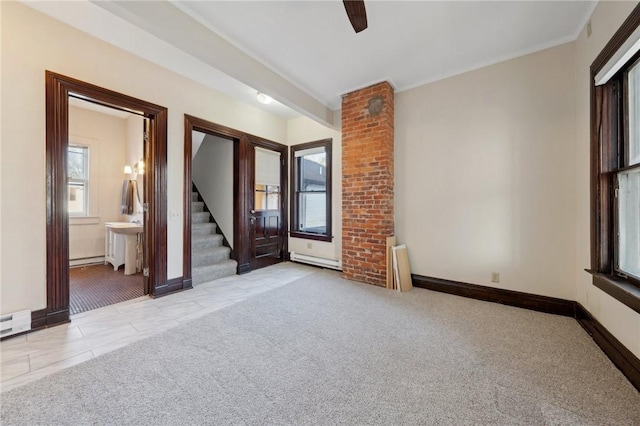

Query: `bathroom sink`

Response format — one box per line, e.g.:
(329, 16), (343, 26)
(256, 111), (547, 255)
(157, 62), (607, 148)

(105, 222), (143, 235)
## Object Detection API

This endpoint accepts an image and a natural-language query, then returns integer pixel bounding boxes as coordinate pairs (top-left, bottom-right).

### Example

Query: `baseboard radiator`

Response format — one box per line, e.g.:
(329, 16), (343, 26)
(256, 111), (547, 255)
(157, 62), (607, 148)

(70, 256), (105, 267)
(290, 252), (342, 271)
(0, 310), (31, 338)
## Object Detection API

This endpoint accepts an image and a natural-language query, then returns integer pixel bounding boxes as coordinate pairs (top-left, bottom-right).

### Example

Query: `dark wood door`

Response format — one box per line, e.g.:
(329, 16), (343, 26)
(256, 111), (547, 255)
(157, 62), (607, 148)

(249, 144), (286, 270)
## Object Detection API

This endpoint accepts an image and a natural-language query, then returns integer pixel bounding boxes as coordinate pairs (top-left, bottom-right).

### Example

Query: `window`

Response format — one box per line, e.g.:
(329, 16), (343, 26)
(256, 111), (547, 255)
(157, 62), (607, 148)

(617, 59), (640, 280)
(254, 147), (281, 211)
(290, 139), (332, 242)
(68, 144), (89, 216)
(590, 8), (640, 313)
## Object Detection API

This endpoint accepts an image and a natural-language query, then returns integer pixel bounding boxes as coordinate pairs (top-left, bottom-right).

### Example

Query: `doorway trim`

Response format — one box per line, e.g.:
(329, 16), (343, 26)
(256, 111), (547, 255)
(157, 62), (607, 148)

(45, 71), (168, 327)
(184, 115), (288, 276)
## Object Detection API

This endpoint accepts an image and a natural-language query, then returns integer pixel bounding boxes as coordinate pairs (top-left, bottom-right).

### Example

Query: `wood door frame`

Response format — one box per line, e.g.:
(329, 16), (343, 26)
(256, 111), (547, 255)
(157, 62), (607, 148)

(184, 115), (288, 277)
(45, 71), (169, 327)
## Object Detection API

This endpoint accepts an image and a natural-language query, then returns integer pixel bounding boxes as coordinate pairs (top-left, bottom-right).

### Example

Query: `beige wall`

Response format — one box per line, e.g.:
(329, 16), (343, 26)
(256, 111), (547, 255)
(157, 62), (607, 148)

(68, 106), (127, 260)
(0, 2), (287, 314)
(396, 42), (577, 300)
(287, 116), (342, 262)
(574, 1), (640, 359)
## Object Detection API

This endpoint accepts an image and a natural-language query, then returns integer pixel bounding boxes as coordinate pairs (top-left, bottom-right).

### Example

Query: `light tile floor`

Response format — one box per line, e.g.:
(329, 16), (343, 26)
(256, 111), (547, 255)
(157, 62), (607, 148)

(0, 262), (317, 393)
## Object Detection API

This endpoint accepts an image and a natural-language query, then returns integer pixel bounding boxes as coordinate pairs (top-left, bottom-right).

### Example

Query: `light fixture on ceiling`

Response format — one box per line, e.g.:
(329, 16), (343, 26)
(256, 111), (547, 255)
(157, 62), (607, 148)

(256, 92), (273, 105)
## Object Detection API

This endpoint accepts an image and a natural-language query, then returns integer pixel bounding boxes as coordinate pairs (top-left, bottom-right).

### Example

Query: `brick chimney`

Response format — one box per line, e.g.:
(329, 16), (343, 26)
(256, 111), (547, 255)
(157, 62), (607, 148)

(341, 82), (394, 286)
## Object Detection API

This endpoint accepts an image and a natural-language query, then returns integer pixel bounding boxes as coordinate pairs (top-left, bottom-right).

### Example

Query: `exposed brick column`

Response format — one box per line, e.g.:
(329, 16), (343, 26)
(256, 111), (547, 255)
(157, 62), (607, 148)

(341, 81), (394, 286)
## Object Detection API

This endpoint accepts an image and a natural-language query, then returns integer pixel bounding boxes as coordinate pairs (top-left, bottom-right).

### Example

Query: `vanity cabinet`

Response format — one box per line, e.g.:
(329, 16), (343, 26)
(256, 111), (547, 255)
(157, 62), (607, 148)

(104, 222), (143, 275)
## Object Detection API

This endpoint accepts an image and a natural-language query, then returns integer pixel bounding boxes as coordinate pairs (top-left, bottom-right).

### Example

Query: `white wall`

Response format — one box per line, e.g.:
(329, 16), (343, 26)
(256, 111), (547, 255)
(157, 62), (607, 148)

(192, 134), (234, 247)
(192, 131), (206, 160)
(574, 1), (640, 359)
(68, 105), (127, 260)
(0, 2), (287, 314)
(396, 42), (577, 300)
(287, 116), (342, 262)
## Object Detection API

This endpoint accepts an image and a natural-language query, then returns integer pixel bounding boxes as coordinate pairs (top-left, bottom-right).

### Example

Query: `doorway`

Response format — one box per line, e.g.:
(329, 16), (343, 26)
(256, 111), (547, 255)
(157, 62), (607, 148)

(67, 97), (147, 315)
(44, 71), (170, 328)
(184, 115), (288, 280)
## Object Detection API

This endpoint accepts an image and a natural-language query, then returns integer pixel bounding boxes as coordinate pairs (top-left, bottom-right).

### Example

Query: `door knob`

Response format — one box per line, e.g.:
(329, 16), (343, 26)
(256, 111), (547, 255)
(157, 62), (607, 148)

(250, 209), (256, 214)
(250, 216), (256, 225)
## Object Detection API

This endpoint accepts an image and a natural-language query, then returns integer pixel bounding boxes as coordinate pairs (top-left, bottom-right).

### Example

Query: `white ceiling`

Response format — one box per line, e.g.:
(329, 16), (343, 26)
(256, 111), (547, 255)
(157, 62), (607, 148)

(25, 1), (597, 124)
(176, 0), (596, 109)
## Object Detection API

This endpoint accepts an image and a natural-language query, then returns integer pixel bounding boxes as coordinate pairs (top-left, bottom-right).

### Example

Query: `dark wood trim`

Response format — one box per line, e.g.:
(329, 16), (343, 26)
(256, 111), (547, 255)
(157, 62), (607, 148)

(152, 277), (189, 298)
(31, 309), (48, 330)
(589, 5), (640, 298)
(290, 231), (333, 242)
(412, 274), (640, 391)
(45, 71), (169, 328)
(412, 274), (576, 317)
(183, 117), (193, 284)
(576, 303), (640, 392)
(184, 114), (288, 276)
(237, 135), (250, 274)
(591, 3), (640, 75)
(290, 139), (332, 242)
(590, 271), (640, 314)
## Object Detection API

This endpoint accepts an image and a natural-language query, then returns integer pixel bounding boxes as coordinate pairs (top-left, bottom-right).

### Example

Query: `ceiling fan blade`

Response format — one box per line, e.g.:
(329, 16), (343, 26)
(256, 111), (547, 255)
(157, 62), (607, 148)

(343, 0), (368, 33)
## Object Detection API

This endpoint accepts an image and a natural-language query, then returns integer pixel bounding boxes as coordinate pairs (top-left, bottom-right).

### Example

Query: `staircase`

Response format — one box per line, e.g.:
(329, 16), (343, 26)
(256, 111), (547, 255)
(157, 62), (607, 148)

(191, 190), (237, 285)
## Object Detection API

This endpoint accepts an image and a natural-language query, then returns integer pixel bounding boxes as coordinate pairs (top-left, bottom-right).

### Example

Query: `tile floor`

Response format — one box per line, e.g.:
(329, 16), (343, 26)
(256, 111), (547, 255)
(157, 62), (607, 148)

(0, 262), (317, 393)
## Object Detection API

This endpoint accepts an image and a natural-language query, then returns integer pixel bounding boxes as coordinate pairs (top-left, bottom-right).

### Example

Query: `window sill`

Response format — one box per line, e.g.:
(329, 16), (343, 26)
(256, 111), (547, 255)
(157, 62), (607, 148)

(587, 270), (640, 314)
(290, 231), (332, 243)
(69, 216), (100, 226)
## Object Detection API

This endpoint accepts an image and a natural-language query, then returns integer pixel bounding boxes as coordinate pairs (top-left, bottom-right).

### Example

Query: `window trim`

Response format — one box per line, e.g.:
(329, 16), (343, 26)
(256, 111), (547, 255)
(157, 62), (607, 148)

(290, 139), (332, 242)
(589, 3), (640, 314)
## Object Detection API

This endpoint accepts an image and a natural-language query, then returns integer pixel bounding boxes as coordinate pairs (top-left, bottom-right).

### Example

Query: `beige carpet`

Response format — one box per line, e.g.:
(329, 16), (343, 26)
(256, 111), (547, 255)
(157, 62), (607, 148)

(2, 269), (639, 424)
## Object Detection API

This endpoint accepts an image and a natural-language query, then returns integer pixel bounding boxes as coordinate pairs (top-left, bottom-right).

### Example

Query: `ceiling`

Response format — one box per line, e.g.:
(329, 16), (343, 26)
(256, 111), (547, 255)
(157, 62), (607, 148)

(25, 1), (597, 125)
(175, 1), (596, 109)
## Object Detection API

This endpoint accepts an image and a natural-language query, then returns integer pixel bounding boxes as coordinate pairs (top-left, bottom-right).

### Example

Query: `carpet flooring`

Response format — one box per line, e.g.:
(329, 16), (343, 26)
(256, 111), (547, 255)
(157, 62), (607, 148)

(2, 269), (639, 425)
(69, 264), (144, 315)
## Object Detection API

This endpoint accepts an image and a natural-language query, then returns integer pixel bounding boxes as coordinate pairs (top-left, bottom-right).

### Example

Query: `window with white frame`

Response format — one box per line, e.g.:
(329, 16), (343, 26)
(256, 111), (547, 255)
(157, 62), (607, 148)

(68, 144), (89, 216)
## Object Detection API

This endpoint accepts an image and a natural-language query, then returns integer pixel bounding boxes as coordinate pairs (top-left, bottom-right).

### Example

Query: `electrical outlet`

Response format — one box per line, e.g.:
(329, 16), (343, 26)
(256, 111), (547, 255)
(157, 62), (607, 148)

(491, 272), (500, 283)
(307, 242), (312, 249)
